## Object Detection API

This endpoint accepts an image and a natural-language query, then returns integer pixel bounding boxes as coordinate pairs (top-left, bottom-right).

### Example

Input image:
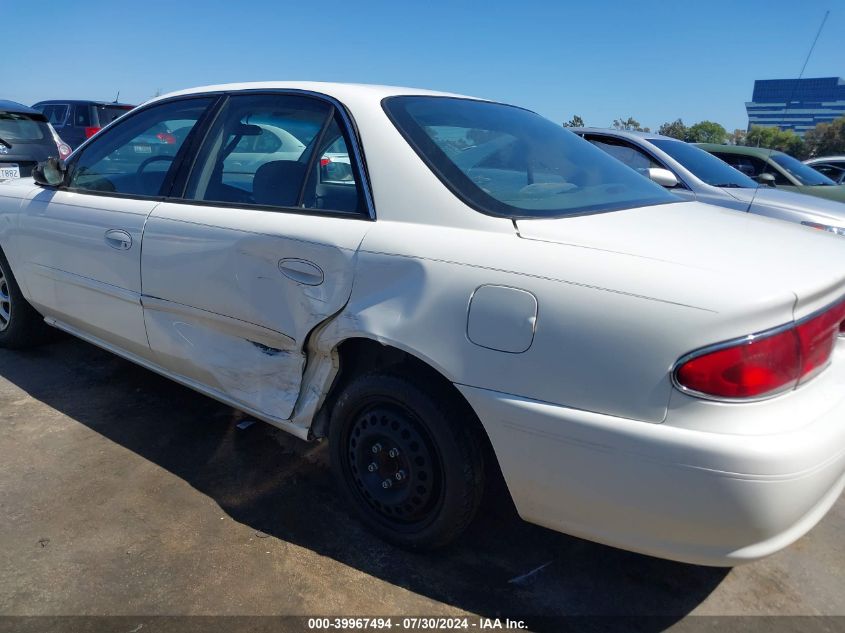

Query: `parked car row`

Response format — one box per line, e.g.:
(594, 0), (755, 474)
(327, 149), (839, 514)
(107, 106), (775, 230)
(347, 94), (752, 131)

(573, 127), (845, 232)
(32, 100), (135, 150)
(1, 82), (844, 568)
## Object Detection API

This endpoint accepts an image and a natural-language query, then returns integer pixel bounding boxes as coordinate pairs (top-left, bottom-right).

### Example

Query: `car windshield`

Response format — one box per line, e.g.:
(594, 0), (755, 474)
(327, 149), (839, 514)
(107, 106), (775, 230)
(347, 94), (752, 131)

(383, 96), (677, 218)
(0, 111), (48, 142)
(770, 153), (836, 186)
(650, 139), (756, 188)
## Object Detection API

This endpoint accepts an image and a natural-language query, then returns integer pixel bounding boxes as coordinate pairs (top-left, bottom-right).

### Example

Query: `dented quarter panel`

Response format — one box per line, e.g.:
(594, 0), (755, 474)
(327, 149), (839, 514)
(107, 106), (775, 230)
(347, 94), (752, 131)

(313, 216), (805, 424)
(141, 201), (370, 421)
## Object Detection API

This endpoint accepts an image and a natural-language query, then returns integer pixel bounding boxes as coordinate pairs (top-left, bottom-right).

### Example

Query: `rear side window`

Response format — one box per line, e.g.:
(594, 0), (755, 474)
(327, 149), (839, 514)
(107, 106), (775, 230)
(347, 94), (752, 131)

(0, 112), (49, 141)
(96, 105), (134, 127)
(74, 105), (91, 127)
(383, 96), (675, 219)
(68, 98), (213, 197)
(184, 93), (364, 214)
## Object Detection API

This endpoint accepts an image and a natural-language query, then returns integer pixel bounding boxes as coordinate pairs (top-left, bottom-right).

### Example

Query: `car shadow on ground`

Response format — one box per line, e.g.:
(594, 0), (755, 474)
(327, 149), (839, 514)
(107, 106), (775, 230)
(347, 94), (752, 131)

(0, 338), (729, 631)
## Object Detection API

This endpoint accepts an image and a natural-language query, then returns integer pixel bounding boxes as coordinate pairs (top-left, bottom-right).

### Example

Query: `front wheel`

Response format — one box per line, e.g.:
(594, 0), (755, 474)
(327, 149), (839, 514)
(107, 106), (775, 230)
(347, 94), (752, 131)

(329, 372), (485, 550)
(0, 250), (51, 349)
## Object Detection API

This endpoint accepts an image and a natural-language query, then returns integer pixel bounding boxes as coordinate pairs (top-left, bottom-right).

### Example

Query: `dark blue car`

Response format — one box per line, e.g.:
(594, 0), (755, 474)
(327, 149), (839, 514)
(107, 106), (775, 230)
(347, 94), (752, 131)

(31, 100), (135, 150)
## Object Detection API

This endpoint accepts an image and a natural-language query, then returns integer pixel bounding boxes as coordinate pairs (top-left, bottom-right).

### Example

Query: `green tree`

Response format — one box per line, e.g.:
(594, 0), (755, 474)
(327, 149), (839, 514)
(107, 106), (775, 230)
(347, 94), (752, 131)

(686, 121), (728, 144)
(657, 119), (687, 140)
(803, 116), (845, 158)
(730, 129), (747, 146)
(745, 126), (805, 158)
(562, 115), (585, 128)
(612, 117), (644, 132)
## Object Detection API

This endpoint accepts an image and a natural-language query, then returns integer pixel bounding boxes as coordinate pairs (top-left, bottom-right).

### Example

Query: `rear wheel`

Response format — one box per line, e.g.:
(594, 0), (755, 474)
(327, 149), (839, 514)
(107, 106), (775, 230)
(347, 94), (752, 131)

(329, 371), (485, 550)
(0, 251), (50, 349)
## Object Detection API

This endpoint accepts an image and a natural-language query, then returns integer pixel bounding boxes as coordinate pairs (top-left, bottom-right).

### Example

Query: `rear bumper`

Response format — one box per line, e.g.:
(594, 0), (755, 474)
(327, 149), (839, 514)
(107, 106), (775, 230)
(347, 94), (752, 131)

(458, 383), (845, 567)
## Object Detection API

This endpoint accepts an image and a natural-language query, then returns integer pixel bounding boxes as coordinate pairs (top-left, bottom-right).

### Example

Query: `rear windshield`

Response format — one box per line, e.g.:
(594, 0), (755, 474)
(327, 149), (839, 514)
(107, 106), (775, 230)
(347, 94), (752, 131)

(650, 139), (757, 188)
(770, 153), (836, 186)
(383, 96), (677, 219)
(0, 111), (48, 142)
(96, 105), (134, 127)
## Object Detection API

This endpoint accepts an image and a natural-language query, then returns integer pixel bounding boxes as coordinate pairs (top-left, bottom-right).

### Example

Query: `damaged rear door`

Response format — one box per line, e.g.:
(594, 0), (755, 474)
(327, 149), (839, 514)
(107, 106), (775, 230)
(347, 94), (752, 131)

(140, 91), (373, 422)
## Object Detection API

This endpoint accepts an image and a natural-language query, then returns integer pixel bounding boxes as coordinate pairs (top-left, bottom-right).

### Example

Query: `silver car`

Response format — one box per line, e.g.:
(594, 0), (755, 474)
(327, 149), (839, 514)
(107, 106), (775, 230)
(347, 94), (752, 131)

(805, 156), (845, 184)
(573, 128), (845, 235)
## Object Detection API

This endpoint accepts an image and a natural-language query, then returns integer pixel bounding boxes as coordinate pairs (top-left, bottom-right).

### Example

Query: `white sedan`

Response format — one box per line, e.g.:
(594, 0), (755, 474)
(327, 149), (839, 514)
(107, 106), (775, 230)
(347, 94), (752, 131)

(0, 82), (844, 566)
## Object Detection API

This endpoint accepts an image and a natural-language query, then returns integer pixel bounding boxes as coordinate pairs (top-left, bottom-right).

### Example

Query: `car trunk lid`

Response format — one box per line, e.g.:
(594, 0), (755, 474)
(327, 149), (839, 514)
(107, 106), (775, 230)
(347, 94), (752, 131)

(515, 201), (845, 320)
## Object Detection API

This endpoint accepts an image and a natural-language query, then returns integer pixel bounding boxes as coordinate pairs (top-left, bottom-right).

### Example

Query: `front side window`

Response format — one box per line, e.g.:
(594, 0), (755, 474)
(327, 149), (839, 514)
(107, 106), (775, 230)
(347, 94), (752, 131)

(771, 153), (836, 186)
(812, 164), (845, 182)
(650, 139), (756, 188)
(713, 153), (791, 185)
(383, 96), (676, 218)
(585, 136), (662, 174)
(68, 98), (213, 196)
(184, 93), (364, 214)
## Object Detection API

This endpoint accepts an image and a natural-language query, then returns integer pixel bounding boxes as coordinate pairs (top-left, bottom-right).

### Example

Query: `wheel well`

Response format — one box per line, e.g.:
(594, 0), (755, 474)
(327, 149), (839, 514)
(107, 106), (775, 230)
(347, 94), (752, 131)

(312, 338), (502, 473)
(312, 338), (458, 437)
(312, 337), (511, 509)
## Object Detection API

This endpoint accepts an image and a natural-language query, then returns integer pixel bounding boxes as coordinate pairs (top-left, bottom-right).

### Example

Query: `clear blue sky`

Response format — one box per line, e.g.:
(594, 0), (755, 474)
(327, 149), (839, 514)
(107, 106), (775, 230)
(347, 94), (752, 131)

(5, 0), (842, 132)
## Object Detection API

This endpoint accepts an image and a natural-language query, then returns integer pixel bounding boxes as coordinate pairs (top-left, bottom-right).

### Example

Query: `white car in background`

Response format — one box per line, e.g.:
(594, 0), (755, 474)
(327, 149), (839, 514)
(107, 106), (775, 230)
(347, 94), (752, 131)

(0, 82), (843, 566)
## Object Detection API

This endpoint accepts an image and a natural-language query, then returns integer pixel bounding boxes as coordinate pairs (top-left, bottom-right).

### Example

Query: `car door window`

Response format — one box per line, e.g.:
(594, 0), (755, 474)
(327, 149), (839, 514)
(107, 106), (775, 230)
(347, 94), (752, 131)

(68, 98), (213, 197)
(813, 164), (845, 182)
(714, 153), (791, 185)
(586, 136), (662, 175)
(185, 94), (330, 207)
(184, 94), (365, 214)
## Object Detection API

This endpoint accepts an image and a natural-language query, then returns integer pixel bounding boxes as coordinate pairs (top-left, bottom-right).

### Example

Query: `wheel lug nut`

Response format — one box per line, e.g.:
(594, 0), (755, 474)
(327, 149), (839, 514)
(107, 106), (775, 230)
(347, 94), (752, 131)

(394, 470), (406, 482)
(367, 462), (378, 473)
(371, 443), (382, 454)
(388, 448), (400, 458)
(381, 479), (393, 489)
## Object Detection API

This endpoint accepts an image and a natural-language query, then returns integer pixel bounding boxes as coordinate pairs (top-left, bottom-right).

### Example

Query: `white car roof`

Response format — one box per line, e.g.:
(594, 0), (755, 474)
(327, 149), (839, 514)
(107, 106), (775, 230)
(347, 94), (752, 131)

(152, 81), (477, 106)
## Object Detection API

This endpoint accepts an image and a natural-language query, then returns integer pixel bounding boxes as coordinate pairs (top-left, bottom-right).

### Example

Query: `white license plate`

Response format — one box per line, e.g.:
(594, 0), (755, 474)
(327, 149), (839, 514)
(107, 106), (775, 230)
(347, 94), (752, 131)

(133, 144), (152, 154)
(0, 164), (20, 180)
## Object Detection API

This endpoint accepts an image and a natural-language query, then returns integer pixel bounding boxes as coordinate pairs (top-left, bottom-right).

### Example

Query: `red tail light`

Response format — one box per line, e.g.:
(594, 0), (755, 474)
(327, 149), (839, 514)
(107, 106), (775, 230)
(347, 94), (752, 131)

(675, 299), (845, 399)
(155, 132), (176, 144)
(84, 127), (101, 138)
(320, 157), (331, 167)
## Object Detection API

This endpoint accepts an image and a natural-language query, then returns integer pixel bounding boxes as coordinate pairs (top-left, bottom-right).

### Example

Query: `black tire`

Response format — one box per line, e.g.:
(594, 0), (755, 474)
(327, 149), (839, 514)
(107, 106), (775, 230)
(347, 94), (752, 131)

(329, 371), (485, 550)
(0, 250), (50, 349)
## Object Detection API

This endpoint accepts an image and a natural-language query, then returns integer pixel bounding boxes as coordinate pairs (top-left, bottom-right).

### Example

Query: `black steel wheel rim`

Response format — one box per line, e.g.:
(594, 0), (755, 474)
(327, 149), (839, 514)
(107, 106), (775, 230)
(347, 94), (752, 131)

(344, 400), (443, 528)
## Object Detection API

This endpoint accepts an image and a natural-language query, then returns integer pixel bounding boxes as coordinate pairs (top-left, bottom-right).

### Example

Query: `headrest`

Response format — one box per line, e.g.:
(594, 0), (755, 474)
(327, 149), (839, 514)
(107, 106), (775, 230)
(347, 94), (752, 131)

(253, 160), (306, 207)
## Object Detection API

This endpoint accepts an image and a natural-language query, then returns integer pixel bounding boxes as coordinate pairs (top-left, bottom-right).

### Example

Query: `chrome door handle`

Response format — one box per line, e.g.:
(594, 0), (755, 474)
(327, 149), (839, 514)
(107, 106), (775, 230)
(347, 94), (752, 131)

(278, 258), (324, 286)
(104, 229), (132, 250)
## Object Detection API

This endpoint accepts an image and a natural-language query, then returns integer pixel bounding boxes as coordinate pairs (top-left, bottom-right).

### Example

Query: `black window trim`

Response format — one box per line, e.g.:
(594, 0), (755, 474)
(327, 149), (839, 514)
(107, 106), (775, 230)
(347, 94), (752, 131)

(55, 89), (377, 221)
(580, 133), (692, 191)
